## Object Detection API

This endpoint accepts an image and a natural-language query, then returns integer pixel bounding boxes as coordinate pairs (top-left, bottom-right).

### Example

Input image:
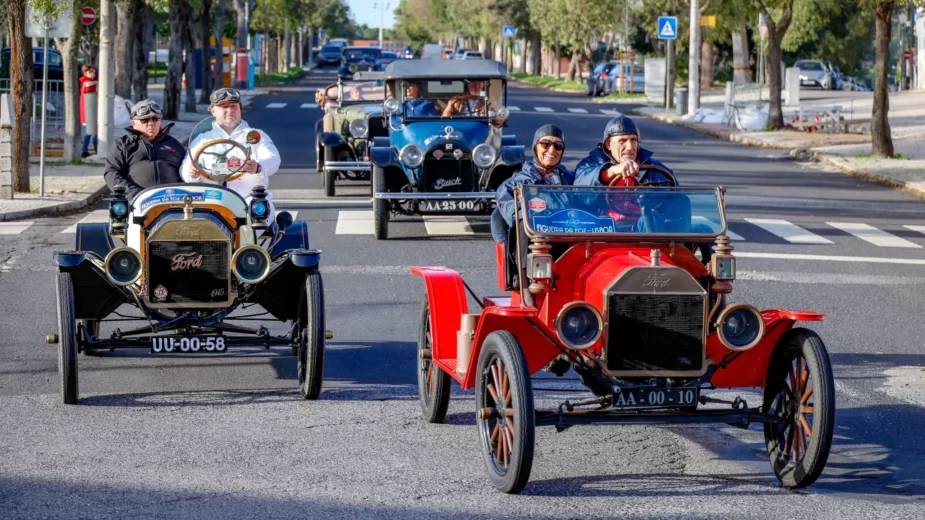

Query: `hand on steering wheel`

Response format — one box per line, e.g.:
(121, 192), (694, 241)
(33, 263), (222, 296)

(605, 164), (678, 220)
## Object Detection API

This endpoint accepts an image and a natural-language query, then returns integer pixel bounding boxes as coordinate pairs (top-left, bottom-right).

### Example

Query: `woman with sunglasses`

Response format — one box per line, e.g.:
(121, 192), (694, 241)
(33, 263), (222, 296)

(493, 124), (573, 238)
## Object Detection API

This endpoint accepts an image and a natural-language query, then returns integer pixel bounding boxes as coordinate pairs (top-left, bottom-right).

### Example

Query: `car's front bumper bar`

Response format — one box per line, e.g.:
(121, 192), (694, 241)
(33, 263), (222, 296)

(374, 191), (496, 200)
(324, 161), (371, 172)
(535, 407), (780, 428)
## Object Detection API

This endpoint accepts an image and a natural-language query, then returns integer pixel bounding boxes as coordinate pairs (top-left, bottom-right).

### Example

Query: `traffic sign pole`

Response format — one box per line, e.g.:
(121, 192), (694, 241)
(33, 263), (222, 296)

(39, 25), (49, 197)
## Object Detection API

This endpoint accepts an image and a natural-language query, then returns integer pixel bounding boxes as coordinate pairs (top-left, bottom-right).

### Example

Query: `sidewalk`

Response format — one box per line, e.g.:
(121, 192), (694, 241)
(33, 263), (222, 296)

(631, 88), (925, 200)
(0, 86), (271, 222)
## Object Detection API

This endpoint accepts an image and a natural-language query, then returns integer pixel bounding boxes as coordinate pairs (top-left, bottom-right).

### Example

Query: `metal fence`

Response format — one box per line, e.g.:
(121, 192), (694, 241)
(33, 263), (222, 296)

(0, 78), (67, 154)
(722, 82), (764, 129)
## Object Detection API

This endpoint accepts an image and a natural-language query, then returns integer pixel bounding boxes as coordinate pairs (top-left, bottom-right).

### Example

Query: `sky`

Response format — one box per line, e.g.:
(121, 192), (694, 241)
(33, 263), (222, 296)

(347, 0), (397, 30)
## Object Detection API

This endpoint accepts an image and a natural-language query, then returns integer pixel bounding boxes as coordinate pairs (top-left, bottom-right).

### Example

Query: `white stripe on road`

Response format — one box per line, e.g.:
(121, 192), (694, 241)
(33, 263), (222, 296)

(725, 229), (745, 241)
(422, 215), (474, 235)
(301, 103), (318, 108)
(266, 103), (288, 108)
(508, 106), (521, 111)
(274, 198), (371, 205)
(534, 107), (554, 112)
(0, 221), (34, 235)
(335, 210), (374, 234)
(61, 210), (109, 234)
(567, 108), (588, 114)
(287, 211), (299, 221)
(904, 225), (925, 236)
(600, 109), (623, 116)
(744, 218), (834, 244)
(826, 222), (921, 249)
(736, 252), (925, 265)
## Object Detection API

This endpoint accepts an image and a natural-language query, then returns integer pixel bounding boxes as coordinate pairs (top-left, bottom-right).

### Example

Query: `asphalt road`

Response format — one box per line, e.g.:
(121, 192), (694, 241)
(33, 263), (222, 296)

(2, 67), (925, 518)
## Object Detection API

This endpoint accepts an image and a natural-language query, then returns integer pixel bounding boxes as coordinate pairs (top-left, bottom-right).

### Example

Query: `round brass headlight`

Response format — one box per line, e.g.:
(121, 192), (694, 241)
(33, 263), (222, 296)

(716, 303), (765, 351)
(555, 302), (603, 350)
(104, 247), (143, 286)
(232, 245), (271, 285)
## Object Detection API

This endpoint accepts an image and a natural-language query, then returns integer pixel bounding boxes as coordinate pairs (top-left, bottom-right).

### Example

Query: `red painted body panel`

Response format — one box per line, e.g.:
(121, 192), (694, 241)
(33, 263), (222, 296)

(410, 267), (468, 377)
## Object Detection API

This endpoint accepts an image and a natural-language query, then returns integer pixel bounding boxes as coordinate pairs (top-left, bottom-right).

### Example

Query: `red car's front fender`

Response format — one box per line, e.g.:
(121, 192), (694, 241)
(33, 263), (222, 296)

(410, 267), (468, 369)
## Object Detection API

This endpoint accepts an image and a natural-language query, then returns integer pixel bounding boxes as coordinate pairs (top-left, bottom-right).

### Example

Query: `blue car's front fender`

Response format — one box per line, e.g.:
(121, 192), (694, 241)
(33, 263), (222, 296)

(370, 147), (396, 168)
(499, 145), (525, 166)
(320, 132), (345, 147)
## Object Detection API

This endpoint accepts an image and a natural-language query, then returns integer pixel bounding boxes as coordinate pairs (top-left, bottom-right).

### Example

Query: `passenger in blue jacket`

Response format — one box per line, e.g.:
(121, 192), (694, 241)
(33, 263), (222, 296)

(574, 115), (674, 187)
(493, 124), (574, 241)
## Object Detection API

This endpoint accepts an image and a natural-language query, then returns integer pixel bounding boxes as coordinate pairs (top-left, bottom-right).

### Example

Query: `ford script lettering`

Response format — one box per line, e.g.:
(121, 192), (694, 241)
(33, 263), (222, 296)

(175, 224), (202, 238)
(643, 273), (671, 288)
(433, 177), (462, 190)
(171, 253), (203, 271)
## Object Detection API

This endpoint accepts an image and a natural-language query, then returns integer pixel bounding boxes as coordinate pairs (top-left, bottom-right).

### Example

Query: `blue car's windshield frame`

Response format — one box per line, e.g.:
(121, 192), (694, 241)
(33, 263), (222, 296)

(515, 185), (727, 242)
(396, 78), (507, 122)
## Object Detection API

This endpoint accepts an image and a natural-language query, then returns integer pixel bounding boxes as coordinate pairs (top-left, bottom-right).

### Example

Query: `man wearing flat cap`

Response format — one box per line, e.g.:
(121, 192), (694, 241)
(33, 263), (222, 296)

(103, 99), (186, 199)
(181, 88), (281, 219)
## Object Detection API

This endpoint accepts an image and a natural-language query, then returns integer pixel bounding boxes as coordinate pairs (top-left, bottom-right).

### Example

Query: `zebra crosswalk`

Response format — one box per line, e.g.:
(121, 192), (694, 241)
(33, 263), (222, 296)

(264, 101), (618, 116)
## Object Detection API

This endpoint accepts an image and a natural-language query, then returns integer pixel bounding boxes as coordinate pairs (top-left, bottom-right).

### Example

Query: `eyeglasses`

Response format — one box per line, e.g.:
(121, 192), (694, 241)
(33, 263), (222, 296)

(537, 140), (564, 151)
(133, 102), (162, 118)
(211, 88), (241, 105)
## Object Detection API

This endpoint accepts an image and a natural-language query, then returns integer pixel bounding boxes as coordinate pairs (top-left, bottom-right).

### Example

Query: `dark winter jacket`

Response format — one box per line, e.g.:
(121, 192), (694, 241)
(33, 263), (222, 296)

(103, 124), (186, 200)
(492, 161), (575, 242)
(573, 146), (674, 186)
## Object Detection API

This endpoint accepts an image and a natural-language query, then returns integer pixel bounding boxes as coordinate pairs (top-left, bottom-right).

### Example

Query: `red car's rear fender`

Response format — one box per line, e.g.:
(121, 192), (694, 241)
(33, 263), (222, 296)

(708, 309), (825, 389)
(410, 267), (469, 366)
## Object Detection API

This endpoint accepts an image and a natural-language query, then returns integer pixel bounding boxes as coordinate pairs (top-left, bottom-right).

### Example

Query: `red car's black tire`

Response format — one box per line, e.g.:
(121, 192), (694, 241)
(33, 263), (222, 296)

(417, 298), (451, 423)
(56, 273), (79, 405)
(298, 269), (325, 400)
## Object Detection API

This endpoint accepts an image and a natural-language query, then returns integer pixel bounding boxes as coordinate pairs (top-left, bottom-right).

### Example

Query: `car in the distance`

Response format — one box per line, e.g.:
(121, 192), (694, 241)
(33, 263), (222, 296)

(338, 46), (381, 79)
(794, 59), (834, 90)
(317, 44), (344, 66)
(460, 51), (483, 60)
(1, 47), (64, 81)
(421, 44), (443, 60)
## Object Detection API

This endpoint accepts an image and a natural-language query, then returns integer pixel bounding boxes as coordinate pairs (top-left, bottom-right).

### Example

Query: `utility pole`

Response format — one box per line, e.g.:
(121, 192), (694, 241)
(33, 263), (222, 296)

(97, 0), (115, 159)
(374, 2), (389, 48)
(687, 0), (701, 116)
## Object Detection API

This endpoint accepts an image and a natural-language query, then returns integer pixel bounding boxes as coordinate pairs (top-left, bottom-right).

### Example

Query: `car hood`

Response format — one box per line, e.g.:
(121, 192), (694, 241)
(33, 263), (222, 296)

(342, 103), (383, 120)
(400, 121), (490, 151)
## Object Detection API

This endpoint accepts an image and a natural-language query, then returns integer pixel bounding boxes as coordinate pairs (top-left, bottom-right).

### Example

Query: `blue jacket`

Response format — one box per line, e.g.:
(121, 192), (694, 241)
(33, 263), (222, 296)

(496, 161), (575, 230)
(574, 147), (674, 186)
(405, 99), (437, 117)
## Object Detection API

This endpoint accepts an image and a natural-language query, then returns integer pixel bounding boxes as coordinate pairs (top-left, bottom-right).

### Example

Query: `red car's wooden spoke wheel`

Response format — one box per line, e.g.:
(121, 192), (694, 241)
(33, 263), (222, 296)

(476, 331), (535, 494)
(763, 329), (835, 488)
(417, 298), (450, 423)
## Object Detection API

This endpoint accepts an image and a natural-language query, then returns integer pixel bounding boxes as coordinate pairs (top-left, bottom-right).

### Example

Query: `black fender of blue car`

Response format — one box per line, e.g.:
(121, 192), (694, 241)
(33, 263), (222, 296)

(320, 131), (346, 147)
(498, 145), (525, 166)
(369, 146), (397, 168)
(501, 135), (517, 147)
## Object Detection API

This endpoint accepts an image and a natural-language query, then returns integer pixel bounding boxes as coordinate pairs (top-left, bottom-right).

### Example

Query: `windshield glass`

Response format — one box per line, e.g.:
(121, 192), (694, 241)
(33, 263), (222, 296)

(186, 117), (251, 178)
(341, 80), (386, 103)
(519, 186), (726, 238)
(345, 48), (381, 62)
(398, 78), (503, 119)
(321, 45), (341, 53)
(797, 62), (824, 71)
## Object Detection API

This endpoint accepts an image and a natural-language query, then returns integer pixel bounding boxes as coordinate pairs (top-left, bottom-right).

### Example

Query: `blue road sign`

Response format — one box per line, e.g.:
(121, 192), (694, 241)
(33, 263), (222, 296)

(657, 16), (678, 40)
(503, 25), (516, 38)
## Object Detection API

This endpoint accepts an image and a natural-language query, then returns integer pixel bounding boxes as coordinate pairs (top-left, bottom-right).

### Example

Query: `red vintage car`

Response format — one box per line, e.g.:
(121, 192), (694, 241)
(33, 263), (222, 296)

(411, 168), (835, 494)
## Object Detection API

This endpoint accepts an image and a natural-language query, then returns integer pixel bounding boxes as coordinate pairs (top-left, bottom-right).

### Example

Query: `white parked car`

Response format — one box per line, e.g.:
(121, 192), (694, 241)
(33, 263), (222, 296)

(421, 44), (443, 60)
(461, 51), (483, 60)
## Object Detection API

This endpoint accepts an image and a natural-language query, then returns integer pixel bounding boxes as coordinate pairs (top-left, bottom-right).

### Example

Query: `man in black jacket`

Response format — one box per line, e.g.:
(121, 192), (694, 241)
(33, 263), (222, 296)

(103, 100), (186, 199)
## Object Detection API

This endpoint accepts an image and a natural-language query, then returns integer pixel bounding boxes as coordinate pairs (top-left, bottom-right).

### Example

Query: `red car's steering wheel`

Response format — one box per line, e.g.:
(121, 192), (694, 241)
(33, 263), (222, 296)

(605, 164), (678, 222)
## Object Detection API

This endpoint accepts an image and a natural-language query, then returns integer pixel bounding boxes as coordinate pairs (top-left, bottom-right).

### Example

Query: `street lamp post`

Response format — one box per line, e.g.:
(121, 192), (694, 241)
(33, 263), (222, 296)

(374, 2), (390, 49)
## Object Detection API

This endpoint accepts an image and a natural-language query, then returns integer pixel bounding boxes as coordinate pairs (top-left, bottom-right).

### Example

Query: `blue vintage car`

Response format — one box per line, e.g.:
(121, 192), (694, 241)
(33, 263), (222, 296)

(370, 60), (524, 239)
(337, 47), (381, 79)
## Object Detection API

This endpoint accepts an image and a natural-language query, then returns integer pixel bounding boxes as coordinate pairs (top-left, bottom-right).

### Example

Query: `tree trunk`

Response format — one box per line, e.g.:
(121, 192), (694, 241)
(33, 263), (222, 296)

(184, 11), (197, 113)
(7, 0), (33, 192)
(565, 51), (580, 82)
(518, 38), (527, 73)
(198, 0), (212, 103)
(765, 33), (785, 129)
(731, 20), (751, 83)
(132, 6), (152, 101)
(284, 30), (292, 70)
(872, 1), (895, 157)
(478, 37), (487, 56)
(165, 0), (190, 119)
(114, 0), (141, 100)
(700, 40), (713, 88)
(232, 0), (250, 50)
(529, 36), (540, 75)
(213, 0), (227, 90)
(55, 3), (83, 161)
(554, 39), (560, 78)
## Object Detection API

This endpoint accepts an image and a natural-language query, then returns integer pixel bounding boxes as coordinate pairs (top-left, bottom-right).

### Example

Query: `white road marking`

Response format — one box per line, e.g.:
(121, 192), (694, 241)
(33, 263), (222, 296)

(904, 225), (925, 235)
(274, 198), (371, 205)
(266, 103), (288, 108)
(335, 210), (374, 234)
(567, 108), (588, 114)
(0, 221), (34, 235)
(287, 210), (299, 221)
(725, 229), (745, 241)
(508, 106), (521, 111)
(534, 107), (554, 112)
(736, 251), (925, 265)
(422, 215), (474, 235)
(300, 103), (318, 108)
(61, 210), (109, 234)
(744, 218), (834, 244)
(600, 109), (623, 116)
(826, 222), (921, 248)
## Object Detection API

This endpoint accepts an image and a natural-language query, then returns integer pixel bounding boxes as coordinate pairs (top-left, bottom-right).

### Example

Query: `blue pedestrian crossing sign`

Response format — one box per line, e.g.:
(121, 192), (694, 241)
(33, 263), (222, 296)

(503, 25), (516, 38)
(657, 16), (678, 40)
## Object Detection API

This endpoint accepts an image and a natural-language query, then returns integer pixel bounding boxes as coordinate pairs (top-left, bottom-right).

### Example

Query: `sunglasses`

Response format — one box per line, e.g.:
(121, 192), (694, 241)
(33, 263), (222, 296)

(537, 140), (564, 151)
(212, 88), (242, 104)
(133, 102), (162, 118)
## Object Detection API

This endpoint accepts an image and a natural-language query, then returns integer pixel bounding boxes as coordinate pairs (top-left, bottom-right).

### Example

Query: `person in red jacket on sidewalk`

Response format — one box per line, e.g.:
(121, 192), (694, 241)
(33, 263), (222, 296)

(79, 64), (98, 158)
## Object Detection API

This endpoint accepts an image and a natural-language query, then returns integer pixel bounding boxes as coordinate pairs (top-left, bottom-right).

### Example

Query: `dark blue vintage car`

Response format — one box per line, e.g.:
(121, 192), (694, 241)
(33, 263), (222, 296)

(370, 60), (524, 239)
(337, 47), (382, 79)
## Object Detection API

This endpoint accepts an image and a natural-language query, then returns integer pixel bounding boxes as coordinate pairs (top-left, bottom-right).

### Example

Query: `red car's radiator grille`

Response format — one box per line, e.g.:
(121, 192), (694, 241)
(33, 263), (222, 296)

(605, 294), (705, 374)
(147, 241), (230, 305)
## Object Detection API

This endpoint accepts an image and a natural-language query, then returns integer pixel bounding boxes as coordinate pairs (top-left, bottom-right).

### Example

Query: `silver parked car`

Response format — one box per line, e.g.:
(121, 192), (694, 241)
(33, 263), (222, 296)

(794, 59), (834, 90)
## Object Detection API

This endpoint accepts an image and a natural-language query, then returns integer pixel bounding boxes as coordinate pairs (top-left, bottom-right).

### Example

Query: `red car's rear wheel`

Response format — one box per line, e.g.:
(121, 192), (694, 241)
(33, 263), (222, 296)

(417, 298), (451, 423)
(763, 328), (835, 488)
(476, 331), (535, 494)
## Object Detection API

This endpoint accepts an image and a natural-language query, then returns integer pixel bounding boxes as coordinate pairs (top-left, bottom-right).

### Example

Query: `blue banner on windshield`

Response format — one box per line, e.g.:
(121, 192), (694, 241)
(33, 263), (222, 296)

(532, 209), (617, 234)
(139, 188), (205, 211)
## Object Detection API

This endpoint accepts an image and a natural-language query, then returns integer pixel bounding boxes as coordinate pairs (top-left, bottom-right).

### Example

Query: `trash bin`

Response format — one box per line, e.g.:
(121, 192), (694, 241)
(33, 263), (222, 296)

(674, 88), (688, 115)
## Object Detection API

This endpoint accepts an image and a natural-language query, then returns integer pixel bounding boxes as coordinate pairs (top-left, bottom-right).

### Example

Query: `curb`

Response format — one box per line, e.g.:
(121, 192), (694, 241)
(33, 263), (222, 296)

(811, 152), (925, 200)
(0, 180), (108, 222)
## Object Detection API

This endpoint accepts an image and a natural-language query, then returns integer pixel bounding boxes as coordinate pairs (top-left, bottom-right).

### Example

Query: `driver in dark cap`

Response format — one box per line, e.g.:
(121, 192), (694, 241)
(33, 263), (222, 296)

(493, 124), (574, 239)
(574, 115), (674, 186)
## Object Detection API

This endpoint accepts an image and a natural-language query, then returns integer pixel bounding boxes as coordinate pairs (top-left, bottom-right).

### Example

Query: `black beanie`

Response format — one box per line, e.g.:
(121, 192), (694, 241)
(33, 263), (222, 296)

(532, 124), (565, 162)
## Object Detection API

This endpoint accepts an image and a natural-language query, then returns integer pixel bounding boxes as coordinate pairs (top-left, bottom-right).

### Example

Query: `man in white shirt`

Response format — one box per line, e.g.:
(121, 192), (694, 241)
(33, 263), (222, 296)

(180, 88), (281, 219)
